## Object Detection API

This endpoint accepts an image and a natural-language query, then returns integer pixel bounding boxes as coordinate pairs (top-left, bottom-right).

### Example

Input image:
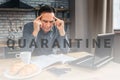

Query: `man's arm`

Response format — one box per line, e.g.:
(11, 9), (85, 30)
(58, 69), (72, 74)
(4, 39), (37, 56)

(54, 17), (65, 36)
(22, 22), (35, 51)
(54, 17), (70, 53)
(57, 34), (70, 54)
(32, 15), (42, 37)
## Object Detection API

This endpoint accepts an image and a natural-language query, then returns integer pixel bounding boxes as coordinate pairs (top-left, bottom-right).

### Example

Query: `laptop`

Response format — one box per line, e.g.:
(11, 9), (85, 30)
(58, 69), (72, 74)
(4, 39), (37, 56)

(69, 33), (114, 69)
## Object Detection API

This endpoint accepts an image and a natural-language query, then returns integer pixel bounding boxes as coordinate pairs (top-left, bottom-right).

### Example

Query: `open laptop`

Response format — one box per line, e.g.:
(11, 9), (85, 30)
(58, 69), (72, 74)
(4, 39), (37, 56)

(69, 33), (114, 69)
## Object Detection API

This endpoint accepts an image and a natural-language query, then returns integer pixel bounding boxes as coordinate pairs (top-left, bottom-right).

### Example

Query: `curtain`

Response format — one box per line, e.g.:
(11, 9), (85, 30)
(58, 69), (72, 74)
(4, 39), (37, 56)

(87, 0), (113, 53)
(74, 0), (113, 52)
(88, 0), (113, 38)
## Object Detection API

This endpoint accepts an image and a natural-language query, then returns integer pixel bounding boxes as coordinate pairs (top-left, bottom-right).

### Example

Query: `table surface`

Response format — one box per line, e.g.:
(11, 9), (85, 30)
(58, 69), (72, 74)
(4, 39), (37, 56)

(0, 52), (120, 80)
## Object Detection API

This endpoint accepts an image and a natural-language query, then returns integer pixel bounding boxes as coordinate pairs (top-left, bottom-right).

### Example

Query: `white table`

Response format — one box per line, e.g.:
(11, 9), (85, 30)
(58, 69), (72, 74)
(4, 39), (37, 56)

(0, 52), (120, 80)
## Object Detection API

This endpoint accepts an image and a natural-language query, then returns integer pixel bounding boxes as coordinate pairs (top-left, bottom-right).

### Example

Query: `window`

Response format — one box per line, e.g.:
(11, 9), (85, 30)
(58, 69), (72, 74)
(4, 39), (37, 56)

(113, 0), (120, 30)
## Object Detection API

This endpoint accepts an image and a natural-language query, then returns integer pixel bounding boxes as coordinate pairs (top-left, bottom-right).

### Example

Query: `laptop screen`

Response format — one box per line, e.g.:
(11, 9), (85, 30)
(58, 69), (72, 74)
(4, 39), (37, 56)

(94, 33), (114, 64)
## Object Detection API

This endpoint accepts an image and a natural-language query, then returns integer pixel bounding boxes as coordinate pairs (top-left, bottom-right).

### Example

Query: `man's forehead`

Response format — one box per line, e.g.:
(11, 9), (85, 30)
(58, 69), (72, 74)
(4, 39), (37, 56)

(41, 12), (55, 18)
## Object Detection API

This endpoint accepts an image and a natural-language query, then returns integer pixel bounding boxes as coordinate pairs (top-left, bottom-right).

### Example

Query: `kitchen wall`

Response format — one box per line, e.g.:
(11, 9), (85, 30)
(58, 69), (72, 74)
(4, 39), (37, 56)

(0, 0), (69, 58)
(0, 0), (69, 39)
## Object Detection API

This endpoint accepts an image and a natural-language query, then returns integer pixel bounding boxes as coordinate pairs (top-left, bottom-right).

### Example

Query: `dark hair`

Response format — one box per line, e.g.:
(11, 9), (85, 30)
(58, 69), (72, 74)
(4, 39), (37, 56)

(38, 5), (56, 16)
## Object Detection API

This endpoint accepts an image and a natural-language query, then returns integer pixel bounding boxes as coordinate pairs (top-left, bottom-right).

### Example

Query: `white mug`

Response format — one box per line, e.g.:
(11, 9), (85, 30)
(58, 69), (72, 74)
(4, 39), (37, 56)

(15, 51), (31, 64)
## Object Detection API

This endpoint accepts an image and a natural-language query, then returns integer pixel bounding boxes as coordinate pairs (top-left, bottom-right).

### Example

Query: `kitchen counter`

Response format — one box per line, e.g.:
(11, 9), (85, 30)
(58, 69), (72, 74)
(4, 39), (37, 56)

(0, 52), (120, 80)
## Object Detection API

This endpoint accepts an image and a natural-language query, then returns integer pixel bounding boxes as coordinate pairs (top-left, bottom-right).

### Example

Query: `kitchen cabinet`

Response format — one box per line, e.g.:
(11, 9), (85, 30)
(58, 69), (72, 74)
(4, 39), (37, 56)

(113, 33), (120, 63)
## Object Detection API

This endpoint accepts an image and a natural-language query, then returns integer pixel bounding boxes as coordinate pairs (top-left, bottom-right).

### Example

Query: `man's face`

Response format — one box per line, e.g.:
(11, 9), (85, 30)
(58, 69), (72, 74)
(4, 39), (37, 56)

(40, 12), (55, 33)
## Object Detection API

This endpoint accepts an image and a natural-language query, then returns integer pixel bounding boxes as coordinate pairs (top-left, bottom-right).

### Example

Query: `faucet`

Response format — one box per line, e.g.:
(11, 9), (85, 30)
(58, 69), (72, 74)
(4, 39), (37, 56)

(7, 19), (24, 40)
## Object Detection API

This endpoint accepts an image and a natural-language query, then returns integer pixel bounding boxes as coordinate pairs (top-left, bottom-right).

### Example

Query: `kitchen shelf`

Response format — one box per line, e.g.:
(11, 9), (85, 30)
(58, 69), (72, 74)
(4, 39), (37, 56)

(34, 7), (69, 12)
(0, 8), (35, 11)
(65, 21), (71, 24)
(56, 8), (69, 12)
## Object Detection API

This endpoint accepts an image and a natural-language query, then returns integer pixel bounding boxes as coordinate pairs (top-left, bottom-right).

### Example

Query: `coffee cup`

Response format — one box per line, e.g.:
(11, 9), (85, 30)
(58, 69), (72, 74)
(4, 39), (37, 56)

(15, 51), (31, 64)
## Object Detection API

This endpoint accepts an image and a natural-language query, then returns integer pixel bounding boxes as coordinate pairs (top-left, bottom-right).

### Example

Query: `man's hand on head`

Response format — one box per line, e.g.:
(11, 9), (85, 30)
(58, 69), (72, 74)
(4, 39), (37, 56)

(32, 16), (42, 37)
(54, 17), (65, 36)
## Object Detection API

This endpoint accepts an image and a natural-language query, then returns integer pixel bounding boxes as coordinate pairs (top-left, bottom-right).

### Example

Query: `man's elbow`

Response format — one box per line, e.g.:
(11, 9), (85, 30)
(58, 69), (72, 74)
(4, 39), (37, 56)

(61, 47), (70, 54)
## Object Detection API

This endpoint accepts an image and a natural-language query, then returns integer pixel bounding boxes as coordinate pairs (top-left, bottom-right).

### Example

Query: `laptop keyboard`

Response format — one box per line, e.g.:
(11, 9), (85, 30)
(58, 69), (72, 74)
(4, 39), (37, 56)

(69, 55), (93, 64)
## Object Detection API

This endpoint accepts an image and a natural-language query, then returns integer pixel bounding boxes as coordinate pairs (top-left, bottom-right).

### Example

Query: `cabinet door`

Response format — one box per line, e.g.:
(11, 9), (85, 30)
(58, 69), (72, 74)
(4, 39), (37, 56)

(113, 34), (120, 63)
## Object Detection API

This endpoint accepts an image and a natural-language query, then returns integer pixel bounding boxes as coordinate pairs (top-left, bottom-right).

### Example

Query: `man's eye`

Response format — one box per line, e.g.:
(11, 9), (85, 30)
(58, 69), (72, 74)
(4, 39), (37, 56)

(43, 20), (47, 23)
(50, 21), (54, 23)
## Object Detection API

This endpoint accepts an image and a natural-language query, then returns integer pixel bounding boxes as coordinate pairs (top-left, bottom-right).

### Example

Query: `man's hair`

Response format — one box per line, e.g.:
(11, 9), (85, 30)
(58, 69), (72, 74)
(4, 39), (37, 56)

(38, 5), (56, 16)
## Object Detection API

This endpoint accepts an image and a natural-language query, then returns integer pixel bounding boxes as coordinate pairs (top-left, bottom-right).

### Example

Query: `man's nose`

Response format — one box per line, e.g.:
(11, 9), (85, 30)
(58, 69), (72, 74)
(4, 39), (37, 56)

(46, 22), (51, 27)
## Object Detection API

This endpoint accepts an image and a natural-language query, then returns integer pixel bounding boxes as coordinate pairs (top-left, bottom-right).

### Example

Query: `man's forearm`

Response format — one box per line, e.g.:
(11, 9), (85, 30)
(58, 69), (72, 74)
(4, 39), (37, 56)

(32, 31), (38, 37)
(59, 29), (65, 36)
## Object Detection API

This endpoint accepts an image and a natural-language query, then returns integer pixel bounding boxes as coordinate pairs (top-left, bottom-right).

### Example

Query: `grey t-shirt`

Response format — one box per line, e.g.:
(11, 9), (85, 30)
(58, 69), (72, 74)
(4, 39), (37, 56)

(22, 22), (70, 56)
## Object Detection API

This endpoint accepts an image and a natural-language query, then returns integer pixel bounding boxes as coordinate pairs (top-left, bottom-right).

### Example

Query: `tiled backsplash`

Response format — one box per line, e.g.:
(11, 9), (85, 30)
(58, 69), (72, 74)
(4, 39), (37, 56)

(0, 0), (69, 39)
(0, 11), (35, 39)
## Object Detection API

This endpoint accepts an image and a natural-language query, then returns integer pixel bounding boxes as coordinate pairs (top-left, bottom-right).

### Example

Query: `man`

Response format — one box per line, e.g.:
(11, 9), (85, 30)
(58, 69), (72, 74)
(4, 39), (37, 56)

(22, 5), (70, 56)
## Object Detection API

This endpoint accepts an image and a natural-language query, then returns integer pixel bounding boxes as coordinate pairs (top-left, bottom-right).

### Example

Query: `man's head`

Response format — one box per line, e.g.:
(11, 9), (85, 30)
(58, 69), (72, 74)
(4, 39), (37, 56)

(38, 5), (56, 33)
